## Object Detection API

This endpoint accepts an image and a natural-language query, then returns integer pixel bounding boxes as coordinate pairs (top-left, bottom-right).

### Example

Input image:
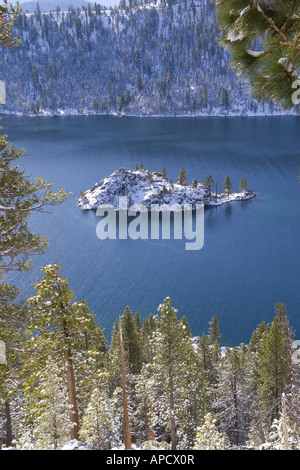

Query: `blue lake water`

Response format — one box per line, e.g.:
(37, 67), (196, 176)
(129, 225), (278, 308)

(2, 115), (300, 346)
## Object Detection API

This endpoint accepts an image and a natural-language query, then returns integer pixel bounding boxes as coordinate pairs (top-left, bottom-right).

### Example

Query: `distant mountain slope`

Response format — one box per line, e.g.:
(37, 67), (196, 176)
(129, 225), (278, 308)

(19, 0), (112, 13)
(0, 0), (290, 116)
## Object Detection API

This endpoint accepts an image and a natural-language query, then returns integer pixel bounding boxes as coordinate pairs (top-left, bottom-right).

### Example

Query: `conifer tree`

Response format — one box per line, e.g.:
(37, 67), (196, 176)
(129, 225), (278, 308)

(25, 264), (98, 441)
(246, 320), (268, 446)
(239, 177), (248, 192)
(121, 306), (144, 375)
(209, 314), (221, 345)
(73, 320), (108, 420)
(197, 333), (214, 385)
(215, 347), (250, 447)
(132, 314), (157, 443)
(134, 310), (142, 331)
(0, 1), (21, 49)
(176, 324), (210, 450)
(79, 373), (116, 450)
(211, 0), (300, 110)
(0, 283), (26, 447)
(220, 87), (230, 110)
(135, 72), (143, 92)
(119, 316), (132, 450)
(140, 298), (193, 450)
(191, 179), (198, 189)
(26, 357), (73, 450)
(193, 413), (226, 450)
(146, 169), (153, 181)
(223, 176), (232, 198)
(181, 315), (192, 337)
(120, 308), (146, 445)
(108, 319), (122, 392)
(134, 373), (156, 444)
(257, 315), (290, 425)
(274, 303), (299, 431)
(177, 166), (188, 186)
(204, 174), (214, 199)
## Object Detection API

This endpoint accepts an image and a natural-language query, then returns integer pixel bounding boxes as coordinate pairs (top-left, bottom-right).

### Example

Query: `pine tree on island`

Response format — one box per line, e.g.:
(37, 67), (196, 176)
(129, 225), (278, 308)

(223, 176), (232, 198)
(204, 174), (215, 199)
(146, 169), (153, 181)
(177, 166), (188, 186)
(239, 177), (248, 192)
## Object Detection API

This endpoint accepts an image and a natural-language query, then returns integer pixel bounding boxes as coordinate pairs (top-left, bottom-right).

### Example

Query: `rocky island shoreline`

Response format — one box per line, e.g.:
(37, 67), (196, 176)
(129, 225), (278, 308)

(77, 168), (256, 211)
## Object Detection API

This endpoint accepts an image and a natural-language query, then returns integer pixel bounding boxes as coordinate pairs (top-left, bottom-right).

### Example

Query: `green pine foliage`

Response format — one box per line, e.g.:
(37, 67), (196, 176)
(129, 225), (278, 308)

(177, 166), (188, 186)
(212, 0), (300, 110)
(121, 306), (144, 375)
(0, 0), (21, 49)
(193, 413), (226, 450)
(257, 315), (291, 424)
(21, 357), (73, 450)
(215, 347), (250, 447)
(239, 177), (248, 192)
(79, 373), (117, 450)
(23, 264), (105, 441)
(223, 175), (232, 196)
(0, 132), (69, 272)
(204, 174), (215, 197)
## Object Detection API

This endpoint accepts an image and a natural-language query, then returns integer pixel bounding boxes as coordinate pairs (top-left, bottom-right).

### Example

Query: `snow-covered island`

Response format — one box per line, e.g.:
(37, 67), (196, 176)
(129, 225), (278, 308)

(77, 168), (256, 211)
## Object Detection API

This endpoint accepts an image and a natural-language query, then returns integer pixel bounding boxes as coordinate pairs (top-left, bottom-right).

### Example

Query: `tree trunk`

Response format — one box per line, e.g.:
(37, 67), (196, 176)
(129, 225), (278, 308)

(167, 340), (177, 451)
(257, 403), (266, 445)
(61, 310), (80, 440)
(169, 372), (176, 450)
(282, 393), (289, 450)
(232, 375), (239, 447)
(5, 401), (12, 447)
(65, 347), (80, 440)
(120, 318), (132, 450)
(144, 397), (155, 441)
(144, 340), (155, 441)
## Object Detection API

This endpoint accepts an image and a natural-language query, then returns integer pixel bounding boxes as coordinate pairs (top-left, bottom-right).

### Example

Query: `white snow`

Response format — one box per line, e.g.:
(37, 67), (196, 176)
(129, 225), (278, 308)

(247, 50), (265, 57)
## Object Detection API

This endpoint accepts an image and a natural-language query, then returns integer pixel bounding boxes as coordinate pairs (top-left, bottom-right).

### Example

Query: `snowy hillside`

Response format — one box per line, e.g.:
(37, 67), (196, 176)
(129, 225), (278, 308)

(0, 0), (292, 116)
(19, 0), (96, 13)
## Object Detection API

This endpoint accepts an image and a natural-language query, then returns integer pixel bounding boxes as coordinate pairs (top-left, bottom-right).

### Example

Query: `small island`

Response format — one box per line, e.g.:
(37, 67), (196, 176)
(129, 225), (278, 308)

(77, 166), (256, 211)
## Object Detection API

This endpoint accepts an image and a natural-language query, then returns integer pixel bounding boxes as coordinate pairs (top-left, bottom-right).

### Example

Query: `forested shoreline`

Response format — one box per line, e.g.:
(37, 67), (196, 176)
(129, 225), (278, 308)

(0, 0), (291, 117)
(1, 263), (299, 450)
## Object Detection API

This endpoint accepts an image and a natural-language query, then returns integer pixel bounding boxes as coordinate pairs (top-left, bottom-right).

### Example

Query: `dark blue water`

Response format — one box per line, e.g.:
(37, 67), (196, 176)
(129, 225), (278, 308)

(2, 115), (300, 346)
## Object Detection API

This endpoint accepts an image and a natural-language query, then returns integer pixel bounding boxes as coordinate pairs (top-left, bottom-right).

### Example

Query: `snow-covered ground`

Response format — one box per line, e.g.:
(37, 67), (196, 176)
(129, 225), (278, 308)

(77, 168), (256, 211)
